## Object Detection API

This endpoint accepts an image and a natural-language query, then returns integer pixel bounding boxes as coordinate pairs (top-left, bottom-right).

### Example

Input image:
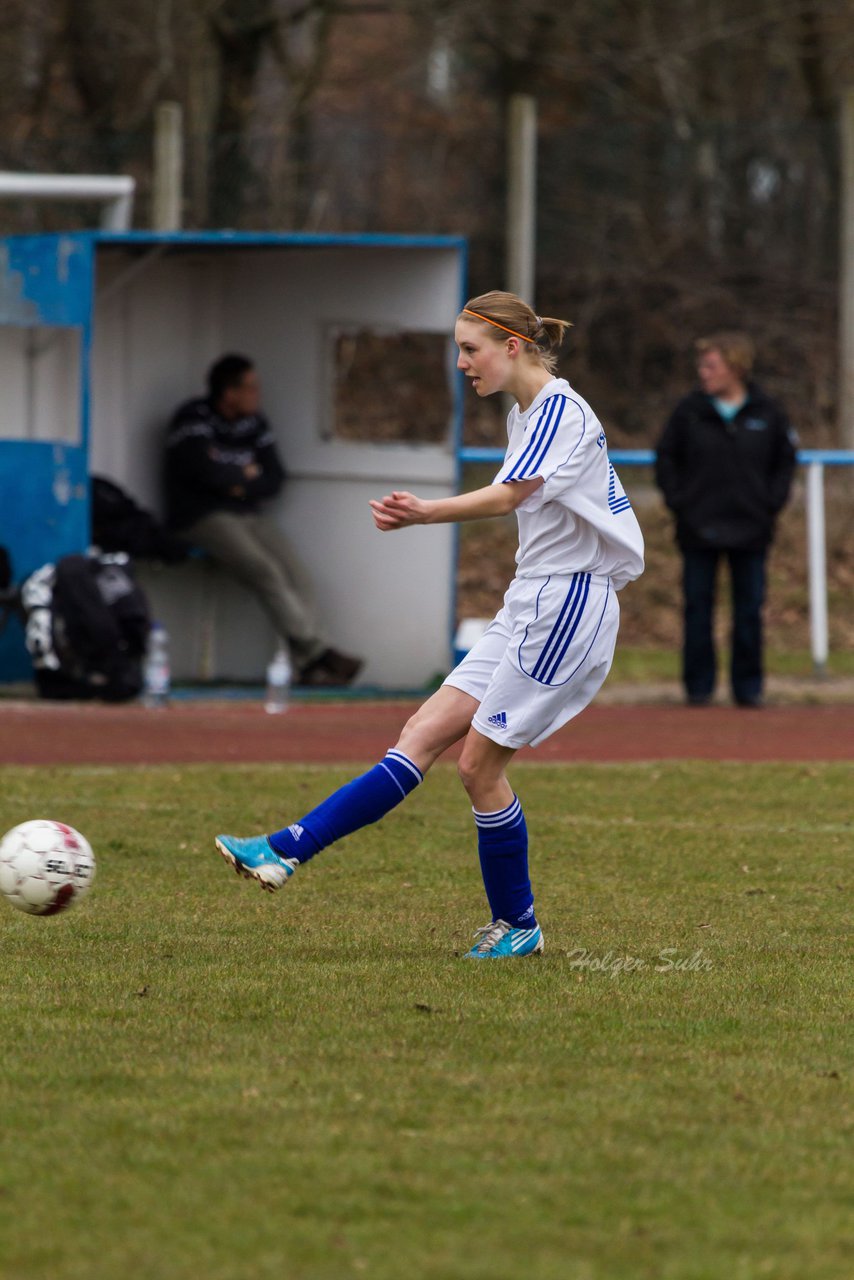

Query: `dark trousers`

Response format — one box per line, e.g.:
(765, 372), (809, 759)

(681, 548), (767, 704)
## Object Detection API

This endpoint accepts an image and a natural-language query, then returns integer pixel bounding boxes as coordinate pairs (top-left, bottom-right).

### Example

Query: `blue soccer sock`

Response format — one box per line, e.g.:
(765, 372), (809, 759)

(268, 748), (423, 863)
(473, 795), (537, 930)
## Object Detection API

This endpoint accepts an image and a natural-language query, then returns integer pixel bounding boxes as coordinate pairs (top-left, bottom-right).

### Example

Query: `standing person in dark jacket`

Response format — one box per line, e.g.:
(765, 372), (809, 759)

(655, 331), (797, 707)
(164, 354), (362, 686)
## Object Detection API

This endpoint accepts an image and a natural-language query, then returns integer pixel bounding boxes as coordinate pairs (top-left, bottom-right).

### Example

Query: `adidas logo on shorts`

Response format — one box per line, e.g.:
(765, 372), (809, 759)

(487, 711), (508, 729)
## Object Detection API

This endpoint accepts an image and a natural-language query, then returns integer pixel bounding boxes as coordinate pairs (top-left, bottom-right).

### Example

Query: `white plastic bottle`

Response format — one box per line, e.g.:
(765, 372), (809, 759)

(142, 622), (171, 708)
(264, 646), (292, 714)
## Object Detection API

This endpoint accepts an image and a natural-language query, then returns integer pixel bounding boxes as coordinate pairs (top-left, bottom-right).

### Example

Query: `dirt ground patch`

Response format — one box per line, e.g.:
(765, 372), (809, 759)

(2, 697), (852, 766)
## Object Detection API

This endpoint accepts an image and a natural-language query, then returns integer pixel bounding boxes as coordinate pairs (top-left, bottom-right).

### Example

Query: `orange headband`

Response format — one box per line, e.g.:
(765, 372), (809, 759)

(462, 308), (537, 344)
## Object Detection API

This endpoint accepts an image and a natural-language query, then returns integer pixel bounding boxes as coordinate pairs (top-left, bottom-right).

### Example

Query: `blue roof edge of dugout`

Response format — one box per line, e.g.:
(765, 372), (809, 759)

(0, 229), (468, 250)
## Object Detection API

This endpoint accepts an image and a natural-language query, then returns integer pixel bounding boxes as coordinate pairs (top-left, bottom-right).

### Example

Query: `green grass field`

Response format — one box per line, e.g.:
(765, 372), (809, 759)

(608, 646), (854, 683)
(0, 762), (851, 1280)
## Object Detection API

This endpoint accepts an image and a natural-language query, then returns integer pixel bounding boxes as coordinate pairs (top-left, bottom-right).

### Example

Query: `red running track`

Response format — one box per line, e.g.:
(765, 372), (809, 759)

(1, 699), (852, 765)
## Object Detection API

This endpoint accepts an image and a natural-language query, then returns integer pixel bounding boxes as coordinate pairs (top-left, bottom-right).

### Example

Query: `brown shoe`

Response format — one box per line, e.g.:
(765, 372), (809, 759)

(297, 649), (363, 688)
(320, 649), (363, 683)
(297, 661), (339, 688)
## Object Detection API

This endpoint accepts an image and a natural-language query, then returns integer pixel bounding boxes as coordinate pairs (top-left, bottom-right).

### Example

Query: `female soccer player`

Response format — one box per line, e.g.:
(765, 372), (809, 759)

(215, 291), (644, 958)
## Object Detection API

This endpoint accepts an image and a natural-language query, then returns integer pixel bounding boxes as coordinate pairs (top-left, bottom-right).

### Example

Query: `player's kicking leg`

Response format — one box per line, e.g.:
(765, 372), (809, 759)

(215, 686), (477, 891)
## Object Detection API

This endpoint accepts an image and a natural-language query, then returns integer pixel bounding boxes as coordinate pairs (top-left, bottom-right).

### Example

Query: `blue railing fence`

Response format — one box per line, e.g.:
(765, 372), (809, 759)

(458, 447), (854, 672)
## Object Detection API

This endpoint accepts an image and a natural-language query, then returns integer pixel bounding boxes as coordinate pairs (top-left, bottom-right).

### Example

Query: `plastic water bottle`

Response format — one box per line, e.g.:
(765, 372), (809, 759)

(264, 647), (292, 714)
(143, 623), (171, 708)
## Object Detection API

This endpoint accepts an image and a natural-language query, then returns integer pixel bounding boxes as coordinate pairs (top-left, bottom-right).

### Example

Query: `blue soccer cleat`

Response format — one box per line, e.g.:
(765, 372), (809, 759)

(464, 919), (544, 959)
(215, 834), (298, 893)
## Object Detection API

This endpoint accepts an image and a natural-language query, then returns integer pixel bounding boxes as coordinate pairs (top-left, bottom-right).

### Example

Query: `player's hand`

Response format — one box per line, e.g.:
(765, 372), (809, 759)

(369, 490), (431, 531)
(244, 463), (261, 480)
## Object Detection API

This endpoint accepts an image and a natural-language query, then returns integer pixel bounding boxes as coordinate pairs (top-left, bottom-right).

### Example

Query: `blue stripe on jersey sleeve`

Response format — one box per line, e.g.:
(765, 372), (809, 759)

(523, 399), (565, 478)
(511, 395), (589, 489)
(505, 395), (564, 481)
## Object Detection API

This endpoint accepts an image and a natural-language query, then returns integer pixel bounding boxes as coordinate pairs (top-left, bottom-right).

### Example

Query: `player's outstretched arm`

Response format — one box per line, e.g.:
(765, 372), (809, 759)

(370, 477), (543, 531)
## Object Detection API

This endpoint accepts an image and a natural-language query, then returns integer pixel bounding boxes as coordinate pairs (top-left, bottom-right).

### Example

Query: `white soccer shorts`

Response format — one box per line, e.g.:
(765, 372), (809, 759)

(444, 572), (619, 749)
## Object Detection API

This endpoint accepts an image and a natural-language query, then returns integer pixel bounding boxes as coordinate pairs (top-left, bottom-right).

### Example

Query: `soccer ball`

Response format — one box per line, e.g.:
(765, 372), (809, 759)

(0, 820), (96, 915)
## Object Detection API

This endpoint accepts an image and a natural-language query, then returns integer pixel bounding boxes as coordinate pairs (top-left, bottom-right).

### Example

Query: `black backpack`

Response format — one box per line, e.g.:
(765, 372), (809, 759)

(22, 552), (151, 702)
(91, 475), (188, 563)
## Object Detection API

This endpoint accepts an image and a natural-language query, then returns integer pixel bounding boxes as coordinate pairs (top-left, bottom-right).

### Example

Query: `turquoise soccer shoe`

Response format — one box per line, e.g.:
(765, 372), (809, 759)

(464, 919), (544, 959)
(215, 834), (298, 893)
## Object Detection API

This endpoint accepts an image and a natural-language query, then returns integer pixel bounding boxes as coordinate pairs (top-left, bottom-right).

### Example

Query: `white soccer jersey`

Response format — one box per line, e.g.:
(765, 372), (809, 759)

(494, 378), (644, 589)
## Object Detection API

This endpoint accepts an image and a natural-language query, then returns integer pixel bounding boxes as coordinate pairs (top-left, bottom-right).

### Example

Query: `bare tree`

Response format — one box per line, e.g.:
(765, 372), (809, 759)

(63, 0), (177, 167)
(199, 0), (334, 227)
(0, 0), (849, 435)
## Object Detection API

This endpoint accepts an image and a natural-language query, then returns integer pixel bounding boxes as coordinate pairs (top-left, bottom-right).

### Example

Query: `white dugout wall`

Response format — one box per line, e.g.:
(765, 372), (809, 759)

(89, 237), (465, 686)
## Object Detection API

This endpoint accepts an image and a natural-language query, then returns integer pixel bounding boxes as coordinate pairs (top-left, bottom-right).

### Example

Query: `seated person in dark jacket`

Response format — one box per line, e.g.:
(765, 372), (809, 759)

(164, 354), (361, 686)
(654, 331), (797, 708)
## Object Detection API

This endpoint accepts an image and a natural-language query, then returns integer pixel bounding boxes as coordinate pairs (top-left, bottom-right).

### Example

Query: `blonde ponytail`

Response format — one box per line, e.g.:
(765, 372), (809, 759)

(461, 291), (571, 374)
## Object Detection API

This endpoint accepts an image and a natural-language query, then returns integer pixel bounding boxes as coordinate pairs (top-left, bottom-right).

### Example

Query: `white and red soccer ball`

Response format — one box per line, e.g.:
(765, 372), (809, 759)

(0, 820), (95, 915)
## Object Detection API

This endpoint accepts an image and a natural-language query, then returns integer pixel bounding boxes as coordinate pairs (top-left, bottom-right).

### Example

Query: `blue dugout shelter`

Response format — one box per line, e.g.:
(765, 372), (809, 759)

(0, 231), (467, 685)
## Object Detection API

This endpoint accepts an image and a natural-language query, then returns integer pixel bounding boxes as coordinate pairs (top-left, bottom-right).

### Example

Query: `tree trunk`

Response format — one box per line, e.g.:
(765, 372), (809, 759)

(208, 3), (275, 227)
